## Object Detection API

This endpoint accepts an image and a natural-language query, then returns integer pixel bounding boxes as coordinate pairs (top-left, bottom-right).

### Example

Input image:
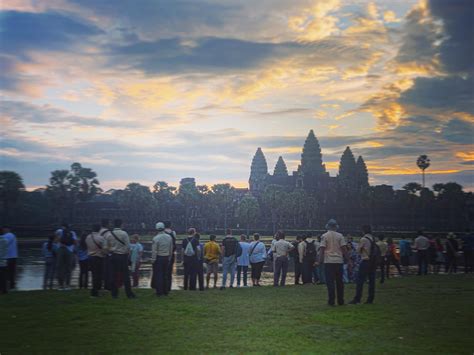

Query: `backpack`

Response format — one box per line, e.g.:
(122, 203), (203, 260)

(304, 240), (317, 261)
(236, 241), (243, 258)
(184, 238), (196, 257)
(366, 236), (381, 271)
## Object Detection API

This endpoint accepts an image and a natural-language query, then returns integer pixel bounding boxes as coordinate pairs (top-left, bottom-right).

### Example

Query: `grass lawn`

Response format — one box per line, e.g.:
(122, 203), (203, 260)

(1, 274), (473, 354)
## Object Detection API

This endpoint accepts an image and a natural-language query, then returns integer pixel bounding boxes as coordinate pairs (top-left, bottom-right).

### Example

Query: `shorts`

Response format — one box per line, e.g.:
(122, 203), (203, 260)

(206, 261), (218, 274)
(400, 256), (410, 266)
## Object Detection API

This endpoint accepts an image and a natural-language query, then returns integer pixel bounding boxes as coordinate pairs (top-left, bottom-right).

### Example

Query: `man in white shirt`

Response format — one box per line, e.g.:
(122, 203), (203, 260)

(152, 222), (173, 297)
(2, 226), (18, 290)
(319, 219), (347, 306)
(106, 219), (135, 299)
(414, 230), (430, 275)
(271, 231), (294, 286)
(349, 225), (377, 305)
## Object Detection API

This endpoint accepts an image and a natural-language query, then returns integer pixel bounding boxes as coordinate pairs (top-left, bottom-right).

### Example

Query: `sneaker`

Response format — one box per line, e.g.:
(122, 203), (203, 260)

(348, 300), (360, 305)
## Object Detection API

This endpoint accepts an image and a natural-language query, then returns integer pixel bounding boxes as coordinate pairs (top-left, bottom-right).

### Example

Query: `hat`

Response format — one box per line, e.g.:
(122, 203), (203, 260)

(155, 222), (165, 231)
(325, 219), (339, 230)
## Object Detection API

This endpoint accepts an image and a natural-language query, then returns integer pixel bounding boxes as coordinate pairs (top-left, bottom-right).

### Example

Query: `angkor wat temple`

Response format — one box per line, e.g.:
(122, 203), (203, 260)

(249, 129), (369, 196)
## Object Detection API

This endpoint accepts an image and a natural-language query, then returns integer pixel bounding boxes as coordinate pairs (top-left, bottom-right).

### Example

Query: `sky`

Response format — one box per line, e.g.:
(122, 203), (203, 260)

(1, 0), (473, 191)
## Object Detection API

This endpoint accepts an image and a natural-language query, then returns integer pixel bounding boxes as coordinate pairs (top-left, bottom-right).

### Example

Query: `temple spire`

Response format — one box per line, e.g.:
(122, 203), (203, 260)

(356, 156), (369, 189)
(249, 147), (268, 193)
(300, 130), (325, 175)
(273, 156), (288, 177)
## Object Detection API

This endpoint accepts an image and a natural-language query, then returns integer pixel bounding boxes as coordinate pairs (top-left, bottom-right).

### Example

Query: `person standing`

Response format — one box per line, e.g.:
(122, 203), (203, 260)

(292, 235), (303, 285)
(433, 238), (444, 274)
(129, 234), (143, 287)
(349, 225), (377, 305)
(445, 232), (459, 274)
(299, 233), (318, 284)
(182, 228), (199, 291)
(195, 233), (205, 291)
(2, 226), (18, 290)
(77, 233), (89, 289)
(86, 224), (106, 298)
(204, 234), (220, 289)
(105, 219), (135, 299)
(236, 235), (251, 287)
(399, 236), (412, 275)
(99, 219), (112, 290)
(386, 237), (403, 278)
(151, 222), (173, 297)
(319, 219), (347, 306)
(42, 234), (59, 290)
(271, 231), (294, 287)
(0, 233), (9, 294)
(376, 235), (388, 284)
(56, 227), (75, 290)
(221, 229), (240, 290)
(414, 231), (430, 275)
(461, 231), (473, 273)
(249, 233), (266, 287)
(164, 221), (177, 292)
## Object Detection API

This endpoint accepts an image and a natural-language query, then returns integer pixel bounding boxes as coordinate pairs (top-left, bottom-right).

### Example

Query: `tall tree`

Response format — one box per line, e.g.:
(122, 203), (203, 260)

(237, 194), (260, 235)
(70, 162), (102, 201)
(416, 155), (430, 188)
(209, 184), (236, 230)
(0, 171), (25, 222)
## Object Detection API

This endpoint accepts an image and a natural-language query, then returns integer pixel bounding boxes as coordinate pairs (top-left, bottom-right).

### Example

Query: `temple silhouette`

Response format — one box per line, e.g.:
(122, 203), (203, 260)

(249, 129), (369, 195)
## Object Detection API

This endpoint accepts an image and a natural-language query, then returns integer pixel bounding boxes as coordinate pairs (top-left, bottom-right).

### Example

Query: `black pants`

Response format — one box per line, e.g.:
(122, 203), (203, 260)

(103, 255), (113, 290)
(302, 258), (314, 284)
(237, 265), (249, 286)
(379, 257), (386, 283)
(464, 250), (473, 273)
(89, 256), (104, 296)
(325, 263), (344, 305)
(110, 254), (134, 298)
(79, 260), (89, 289)
(445, 253), (457, 273)
(354, 260), (376, 303)
(0, 266), (7, 294)
(183, 257), (198, 290)
(7, 258), (17, 289)
(167, 254), (175, 292)
(274, 256), (288, 286)
(251, 261), (264, 281)
(197, 261), (204, 291)
(153, 256), (170, 295)
(417, 250), (429, 275)
(294, 259), (302, 284)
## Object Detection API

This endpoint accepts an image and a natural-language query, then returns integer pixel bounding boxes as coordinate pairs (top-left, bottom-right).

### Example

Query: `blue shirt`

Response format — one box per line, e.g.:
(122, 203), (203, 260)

(249, 241), (267, 264)
(56, 229), (78, 252)
(42, 241), (59, 258)
(77, 247), (89, 261)
(3, 232), (18, 259)
(399, 240), (411, 257)
(237, 242), (251, 266)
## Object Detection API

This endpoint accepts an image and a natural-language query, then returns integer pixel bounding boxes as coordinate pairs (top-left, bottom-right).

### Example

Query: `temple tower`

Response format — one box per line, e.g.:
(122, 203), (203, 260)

(249, 147), (268, 194)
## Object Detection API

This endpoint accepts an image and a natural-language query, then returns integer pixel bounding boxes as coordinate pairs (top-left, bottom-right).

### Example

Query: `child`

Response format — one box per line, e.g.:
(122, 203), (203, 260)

(129, 234), (143, 287)
(42, 234), (59, 289)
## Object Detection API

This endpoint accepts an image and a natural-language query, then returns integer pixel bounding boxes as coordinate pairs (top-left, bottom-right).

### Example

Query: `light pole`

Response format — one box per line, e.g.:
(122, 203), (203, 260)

(416, 155), (430, 188)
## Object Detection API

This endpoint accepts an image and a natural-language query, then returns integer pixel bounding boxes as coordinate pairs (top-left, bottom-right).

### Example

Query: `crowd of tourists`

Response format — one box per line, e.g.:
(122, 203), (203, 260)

(0, 221), (473, 305)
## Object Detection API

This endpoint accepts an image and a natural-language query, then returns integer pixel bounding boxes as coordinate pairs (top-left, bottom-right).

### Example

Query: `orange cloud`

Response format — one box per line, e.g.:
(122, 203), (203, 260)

(455, 152), (474, 161)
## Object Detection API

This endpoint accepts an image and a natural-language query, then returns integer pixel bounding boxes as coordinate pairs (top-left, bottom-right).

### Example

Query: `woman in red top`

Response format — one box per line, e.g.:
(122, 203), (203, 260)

(386, 238), (403, 278)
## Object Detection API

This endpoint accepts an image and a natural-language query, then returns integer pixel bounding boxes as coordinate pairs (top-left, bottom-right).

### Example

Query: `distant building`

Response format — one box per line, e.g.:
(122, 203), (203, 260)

(249, 129), (369, 195)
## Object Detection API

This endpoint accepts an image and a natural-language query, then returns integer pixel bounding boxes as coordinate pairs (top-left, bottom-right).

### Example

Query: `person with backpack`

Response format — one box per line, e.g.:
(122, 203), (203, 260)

(182, 228), (199, 291)
(249, 233), (266, 287)
(164, 221), (177, 292)
(319, 220), (347, 306)
(151, 222), (173, 297)
(42, 233), (59, 290)
(220, 229), (241, 290)
(204, 234), (220, 289)
(299, 233), (318, 284)
(236, 235), (251, 287)
(86, 224), (106, 297)
(105, 219), (135, 299)
(349, 225), (379, 305)
(271, 231), (294, 287)
(291, 235), (303, 285)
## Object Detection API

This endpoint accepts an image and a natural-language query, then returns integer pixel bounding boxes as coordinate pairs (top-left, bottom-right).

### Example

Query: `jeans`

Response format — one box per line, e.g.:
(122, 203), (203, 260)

(131, 261), (141, 287)
(153, 256), (170, 295)
(43, 257), (56, 289)
(183, 256), (198, 290)
(222, 255), (236, 287)
(110, 253), (134, 298)
(79, 259), (89, 289)
(274, 256), (289, 286)
(89, 256), (104, 297)
(325, 263), (344, 305)
(417, 250), (429, 275)
(353, 260), (376, 303)
(317, 263), (326, 284)
(237, 265), (248, 286)
(250, 261), (265, 281)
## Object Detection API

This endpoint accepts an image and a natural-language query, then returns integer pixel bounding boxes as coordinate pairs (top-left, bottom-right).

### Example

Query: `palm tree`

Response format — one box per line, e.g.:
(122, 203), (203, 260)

(0, 171), (25, 222)
(416, 155), (430, 188)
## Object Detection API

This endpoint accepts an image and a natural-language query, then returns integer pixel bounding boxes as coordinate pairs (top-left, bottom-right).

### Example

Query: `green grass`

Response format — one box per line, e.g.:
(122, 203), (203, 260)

(1, 275), (473, 354)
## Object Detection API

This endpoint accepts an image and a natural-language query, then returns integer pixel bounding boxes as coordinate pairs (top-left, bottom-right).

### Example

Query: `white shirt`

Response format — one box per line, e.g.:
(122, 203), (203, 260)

(271, 239), (294, 258)
(320, 231), (347, 264)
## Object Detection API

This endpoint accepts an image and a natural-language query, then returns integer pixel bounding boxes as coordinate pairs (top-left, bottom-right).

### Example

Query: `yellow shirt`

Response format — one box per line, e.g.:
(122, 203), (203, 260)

(204, 241), (220, 263)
